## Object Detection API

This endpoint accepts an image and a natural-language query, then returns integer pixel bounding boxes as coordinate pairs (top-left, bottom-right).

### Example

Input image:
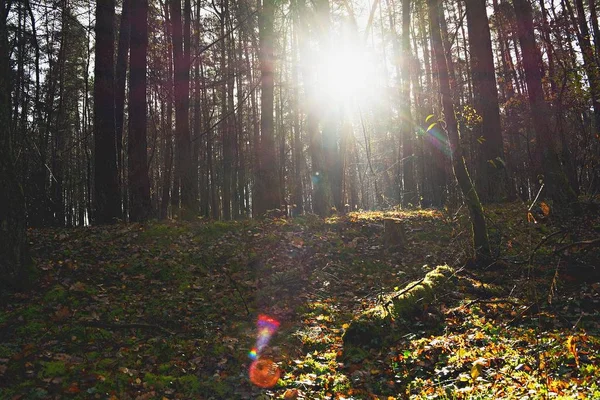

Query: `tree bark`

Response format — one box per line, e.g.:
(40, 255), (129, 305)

(94, 0), (121, 224)
(115, 0), (131, 213)
(428, 0), (490, 262)
(465, 0), (506, 203)
(401, 0), (417, 207)
(170, 0), (194, 217)
(128, 0), (152, 222)
(0, 0), (31, 291)
(512, 0), (579, 206)
(255, 0), (281, 216)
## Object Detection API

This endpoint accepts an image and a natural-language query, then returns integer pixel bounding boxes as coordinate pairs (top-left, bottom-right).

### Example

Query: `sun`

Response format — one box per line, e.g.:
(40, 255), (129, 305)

(309, 35), (381, 109)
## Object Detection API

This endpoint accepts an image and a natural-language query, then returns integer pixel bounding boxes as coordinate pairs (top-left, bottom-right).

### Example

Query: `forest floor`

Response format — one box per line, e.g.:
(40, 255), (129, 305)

(1, 202), (600, 399)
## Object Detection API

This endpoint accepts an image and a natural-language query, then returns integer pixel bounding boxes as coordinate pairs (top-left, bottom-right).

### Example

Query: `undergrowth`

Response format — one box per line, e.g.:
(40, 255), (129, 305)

(0, 202), (598, 399)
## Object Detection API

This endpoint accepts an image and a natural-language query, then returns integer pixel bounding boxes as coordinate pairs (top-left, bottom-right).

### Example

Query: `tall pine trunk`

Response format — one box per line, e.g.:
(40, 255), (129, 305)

(255, 0), (281, 215)
(465, 0), (506, 203)
(93, 0), (121, 224)
(127, 0), (152, 221)
(401, 0), (417, 206)
(0, 0), (31, 291)
(512, 0), (579, 206)
(429, 0), (490, 262)
(170, 0), (194, 217)
(115, 0), (131, 214)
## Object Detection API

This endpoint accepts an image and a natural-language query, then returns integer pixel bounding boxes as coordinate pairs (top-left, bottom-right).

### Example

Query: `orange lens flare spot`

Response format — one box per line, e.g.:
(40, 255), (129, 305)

(249, 358), (280, 388)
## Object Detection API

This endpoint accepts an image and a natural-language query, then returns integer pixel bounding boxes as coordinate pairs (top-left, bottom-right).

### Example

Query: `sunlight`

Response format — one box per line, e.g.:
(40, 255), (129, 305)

(308, 34), (381, 110)
(318, 45), (378, 104)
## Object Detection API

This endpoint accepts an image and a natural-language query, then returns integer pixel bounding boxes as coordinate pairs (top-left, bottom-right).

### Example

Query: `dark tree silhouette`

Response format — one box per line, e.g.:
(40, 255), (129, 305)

(93, 0), (121, 224)
(128, 0), (152, 222)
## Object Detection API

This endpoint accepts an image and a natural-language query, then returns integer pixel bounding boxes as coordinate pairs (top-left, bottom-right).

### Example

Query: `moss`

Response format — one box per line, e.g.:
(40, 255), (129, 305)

(39, 361), (67, 378)
(178, 375), (201, 394)
(390, 265), (455, 318)
(158, 363), (172, 374)
(43, 285), (67, 302)
(144, 372), (176, 389)
(343, 265), (455, 349)
(17, 321), (45, 336)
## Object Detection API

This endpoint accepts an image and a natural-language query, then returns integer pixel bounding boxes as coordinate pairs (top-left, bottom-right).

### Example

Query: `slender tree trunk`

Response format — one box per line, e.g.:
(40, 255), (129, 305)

(291, 0), (303, 215)
(0, 0), (30, 291)
(401, 0), (417, 206)
(255, 0), (281, 215)
(170, 0), (194, 217)
(192, 42), (201, 215)
(513, 0), (579, 206)
(128, 0), (152, 222)
(160, 1), (173, 219)
(572, 0), (600, 137)
(429, 0), (490, 262)
(590, 0), (600, 61)
(115, 0), (131, 214)
(52, 3), (67, 226)
(94, 0), (121, 224)
(307, 0), (330, 216)
(220, 1), (233, 220)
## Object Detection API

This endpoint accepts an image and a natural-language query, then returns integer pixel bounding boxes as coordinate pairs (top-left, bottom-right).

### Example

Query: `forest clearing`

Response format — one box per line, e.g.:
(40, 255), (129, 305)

(1, 204), (599, 399)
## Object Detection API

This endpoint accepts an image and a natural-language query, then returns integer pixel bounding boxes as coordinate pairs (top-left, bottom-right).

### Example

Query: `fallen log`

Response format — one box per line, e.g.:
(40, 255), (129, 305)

(342, 265), (456, 349)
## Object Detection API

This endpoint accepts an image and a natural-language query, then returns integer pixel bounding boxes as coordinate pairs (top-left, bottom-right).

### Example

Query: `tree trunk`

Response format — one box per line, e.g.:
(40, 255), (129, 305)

(291, 0), (303, 215)
(465, 0), (506, 203)
(170, 0), (194, 217)
(590, 0), (600, 61)
(94, 0), (121, 224)
(255, 0), (281, 216)
(128, 0), (152, 222)
(512, 0), (579, 206)
(0, 0), (30, 291)
(572, 0), (600, 140)
(401, 0), (417, 207)
(429, 0), (490, 262)
(115, 0), (131, 214)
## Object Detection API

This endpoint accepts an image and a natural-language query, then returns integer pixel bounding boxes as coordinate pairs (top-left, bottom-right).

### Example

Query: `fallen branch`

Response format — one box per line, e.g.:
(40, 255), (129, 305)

(527, 230), (566, 264)
(504, 230), (566, 265)
(459, 298), (522, 310)
(81, 320), (175, 336)
(554, 238), (600, 254)
(223, 269), (251, 316)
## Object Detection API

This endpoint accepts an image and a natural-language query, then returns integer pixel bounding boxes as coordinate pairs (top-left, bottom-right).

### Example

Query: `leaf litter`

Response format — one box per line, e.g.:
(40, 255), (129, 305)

(0, 203), (599, 399)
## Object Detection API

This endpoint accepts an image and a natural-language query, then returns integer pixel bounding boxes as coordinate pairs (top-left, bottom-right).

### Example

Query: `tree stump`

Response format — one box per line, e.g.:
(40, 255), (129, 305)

(383, 218), (407, 250)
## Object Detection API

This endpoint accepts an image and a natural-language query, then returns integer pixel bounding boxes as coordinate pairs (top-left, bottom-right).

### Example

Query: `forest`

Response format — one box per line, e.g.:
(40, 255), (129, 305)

(0, 0), (600, 397)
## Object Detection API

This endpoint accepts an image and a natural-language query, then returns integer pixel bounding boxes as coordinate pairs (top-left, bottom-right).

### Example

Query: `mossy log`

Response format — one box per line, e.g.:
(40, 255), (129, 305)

(342, 265), (455, 348)
(383, 218), (407, 251)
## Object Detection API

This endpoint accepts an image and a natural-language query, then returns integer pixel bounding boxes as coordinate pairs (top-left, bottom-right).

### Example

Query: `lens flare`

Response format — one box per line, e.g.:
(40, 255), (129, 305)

(249, 348), (258, 360)
(251, 314), (280, 360)
(249, 358), (280, 388)
(248, 315), (281, 388)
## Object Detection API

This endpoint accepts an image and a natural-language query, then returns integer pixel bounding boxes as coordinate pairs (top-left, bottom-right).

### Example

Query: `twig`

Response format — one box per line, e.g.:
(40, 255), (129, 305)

(81, 320), (175, 335)
(554, 238), (600, 254)
(223, 269), (251, 316)
(527, 230), (565, 264)
(460, 298), (522, 309)
(504, 303), (535, 327)
(504, 230), (566, 265)
(528, 184), (545, 211)
(388, 278), (425, 303)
